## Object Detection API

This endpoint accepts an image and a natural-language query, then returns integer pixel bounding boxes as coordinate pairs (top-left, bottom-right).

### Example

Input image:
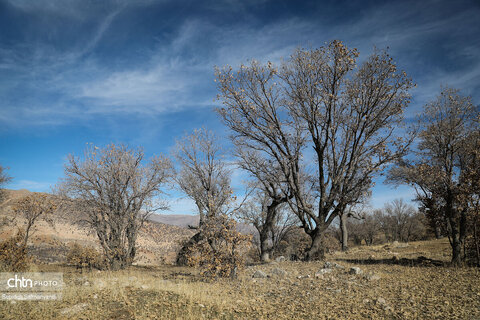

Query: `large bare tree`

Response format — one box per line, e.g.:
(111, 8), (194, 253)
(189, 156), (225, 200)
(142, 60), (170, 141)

(58, 143), (171, 270)
(390, 88), (479, 265)
(216, 40), (413, 260)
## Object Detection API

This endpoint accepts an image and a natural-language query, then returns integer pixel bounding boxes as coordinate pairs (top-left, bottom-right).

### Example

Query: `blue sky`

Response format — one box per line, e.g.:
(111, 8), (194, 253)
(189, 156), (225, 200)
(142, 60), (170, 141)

(1, 0), (479, 214)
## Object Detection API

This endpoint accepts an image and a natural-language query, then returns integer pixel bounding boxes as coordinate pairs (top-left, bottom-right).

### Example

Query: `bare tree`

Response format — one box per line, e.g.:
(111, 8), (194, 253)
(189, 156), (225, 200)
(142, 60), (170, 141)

(378, 199), (425, 242)
(12, 193), (57, 247)
(0, 165), (11, 203)
(173, 128), (233, 227)
(390, 88), (479, 265)
(216, 40), (413, 260)
(173, 128), (241, 265)
(236, 190), (297, 261)
(58, 143), (171, 270)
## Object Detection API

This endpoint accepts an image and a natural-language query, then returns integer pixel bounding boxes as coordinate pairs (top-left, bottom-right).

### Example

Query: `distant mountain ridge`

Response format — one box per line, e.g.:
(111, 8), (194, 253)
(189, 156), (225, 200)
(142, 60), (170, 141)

(148, 213), (199, 228)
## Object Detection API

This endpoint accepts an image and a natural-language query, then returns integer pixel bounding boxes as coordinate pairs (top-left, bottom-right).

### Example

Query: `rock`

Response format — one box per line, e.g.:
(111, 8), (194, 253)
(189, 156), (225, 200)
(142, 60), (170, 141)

(271, 268), (288, 277)
(323, 261), (333, 268)
(365, 272), (381, 281)
(333, 263), (345, 269)
(375, 297), (393, 311)
(83, 281), (90, 286)
(61, 303), (88, 315)
(317, 268), (333, 275)
(252, 270), (268, 278)
(141, 284), (149, 290)
(275, 256), (286, 262)
(349, 267), (363, 275)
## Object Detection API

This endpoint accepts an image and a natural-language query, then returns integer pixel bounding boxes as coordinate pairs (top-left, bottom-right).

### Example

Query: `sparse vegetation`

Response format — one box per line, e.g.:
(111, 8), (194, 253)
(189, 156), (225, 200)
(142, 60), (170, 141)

(0, 229), (29, 272)
(66, 243), (104, 270)
(1, 239), (479, 319)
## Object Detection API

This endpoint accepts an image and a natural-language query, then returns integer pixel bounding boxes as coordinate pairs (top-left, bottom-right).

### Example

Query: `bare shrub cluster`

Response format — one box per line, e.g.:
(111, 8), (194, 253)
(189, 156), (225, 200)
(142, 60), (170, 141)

(183, 215), (251, 278)
(66, 243), (105, 270)
(0, 229), (29, 272)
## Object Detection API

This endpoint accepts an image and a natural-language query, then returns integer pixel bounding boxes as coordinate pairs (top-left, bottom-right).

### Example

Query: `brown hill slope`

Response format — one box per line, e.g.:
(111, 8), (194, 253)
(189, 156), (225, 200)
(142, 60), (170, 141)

(0, 189), (194, 265)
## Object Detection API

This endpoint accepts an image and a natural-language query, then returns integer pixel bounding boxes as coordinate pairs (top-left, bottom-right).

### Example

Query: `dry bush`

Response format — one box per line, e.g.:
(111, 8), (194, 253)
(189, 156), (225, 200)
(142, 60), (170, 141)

(66, 243), (105, 270)
(274, 228), (311, 260)
(184, 215), (251, 278)
(0, 229), (30, 271)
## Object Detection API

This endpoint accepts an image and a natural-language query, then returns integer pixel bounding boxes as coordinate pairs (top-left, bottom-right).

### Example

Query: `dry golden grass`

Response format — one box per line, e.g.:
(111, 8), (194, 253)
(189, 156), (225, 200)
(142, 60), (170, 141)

(1, 238), (479, 319)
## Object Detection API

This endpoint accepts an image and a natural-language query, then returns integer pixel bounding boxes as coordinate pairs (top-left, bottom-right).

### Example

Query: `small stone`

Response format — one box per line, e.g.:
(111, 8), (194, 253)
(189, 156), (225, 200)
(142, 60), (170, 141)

(271, 268), (288, 277)
(333, 263), (345, 269)
(365, 272), (381, 281)
(363, 298), (370, 304)
(349, 267), (363, 275)
(252, 270), (268, 278)
(83, 281), (90, 286)
(141, 284), (149, 290)
(275, 256), (286, 262)
(324, 261), (333, 268)
(376, 297), (386, 305)
(317, 268), (333, 275)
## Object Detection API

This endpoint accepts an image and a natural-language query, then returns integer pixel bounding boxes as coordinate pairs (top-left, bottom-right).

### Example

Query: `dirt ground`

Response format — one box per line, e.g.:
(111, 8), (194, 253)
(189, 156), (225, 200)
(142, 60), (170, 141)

(1, 238), (479, 319)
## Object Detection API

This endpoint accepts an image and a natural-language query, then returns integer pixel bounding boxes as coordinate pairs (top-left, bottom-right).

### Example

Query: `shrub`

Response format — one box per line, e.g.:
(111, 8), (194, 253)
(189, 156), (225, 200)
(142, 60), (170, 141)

(66, 243), (104, 269)
(184, 215), (251, 279)
(0, 229), (30, 272)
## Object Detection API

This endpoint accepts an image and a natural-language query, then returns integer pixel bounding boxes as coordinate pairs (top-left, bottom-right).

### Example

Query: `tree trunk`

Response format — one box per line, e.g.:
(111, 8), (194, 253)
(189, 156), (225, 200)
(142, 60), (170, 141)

(449, 214), (464, 266)
(340, 213), (349, 251)
(304, 229), (324, 261)
(259, 228), (271, 262)
(434, 225), (442, 239)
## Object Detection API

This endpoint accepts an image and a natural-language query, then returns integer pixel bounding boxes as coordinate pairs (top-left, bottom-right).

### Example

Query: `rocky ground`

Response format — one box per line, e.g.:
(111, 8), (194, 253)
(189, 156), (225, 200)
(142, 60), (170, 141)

(1, 238), (479, 319)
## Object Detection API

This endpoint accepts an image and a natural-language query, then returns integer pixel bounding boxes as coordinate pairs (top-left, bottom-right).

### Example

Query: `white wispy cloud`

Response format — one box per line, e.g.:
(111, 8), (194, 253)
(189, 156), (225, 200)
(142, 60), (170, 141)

(10, 180), (53, 192)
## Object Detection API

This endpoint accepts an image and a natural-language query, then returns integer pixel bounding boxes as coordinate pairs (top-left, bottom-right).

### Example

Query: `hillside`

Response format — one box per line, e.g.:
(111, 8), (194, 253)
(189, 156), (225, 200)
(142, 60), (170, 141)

(0, 189), (195, 264)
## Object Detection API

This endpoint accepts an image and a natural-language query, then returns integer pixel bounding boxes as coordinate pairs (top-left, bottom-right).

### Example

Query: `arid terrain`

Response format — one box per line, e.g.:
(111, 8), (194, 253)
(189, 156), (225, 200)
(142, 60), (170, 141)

(0, 239), (479, 319)
(1, 190), (480, 319)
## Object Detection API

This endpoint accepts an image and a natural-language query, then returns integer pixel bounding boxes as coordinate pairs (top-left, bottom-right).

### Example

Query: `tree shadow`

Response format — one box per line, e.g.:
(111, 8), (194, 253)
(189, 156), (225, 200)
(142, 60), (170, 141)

(336, 256), (446, 267)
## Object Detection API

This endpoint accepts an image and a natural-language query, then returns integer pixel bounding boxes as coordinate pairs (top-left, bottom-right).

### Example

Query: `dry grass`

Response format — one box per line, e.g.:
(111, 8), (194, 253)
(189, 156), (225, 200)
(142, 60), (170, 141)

(1, 238), (480, 319)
